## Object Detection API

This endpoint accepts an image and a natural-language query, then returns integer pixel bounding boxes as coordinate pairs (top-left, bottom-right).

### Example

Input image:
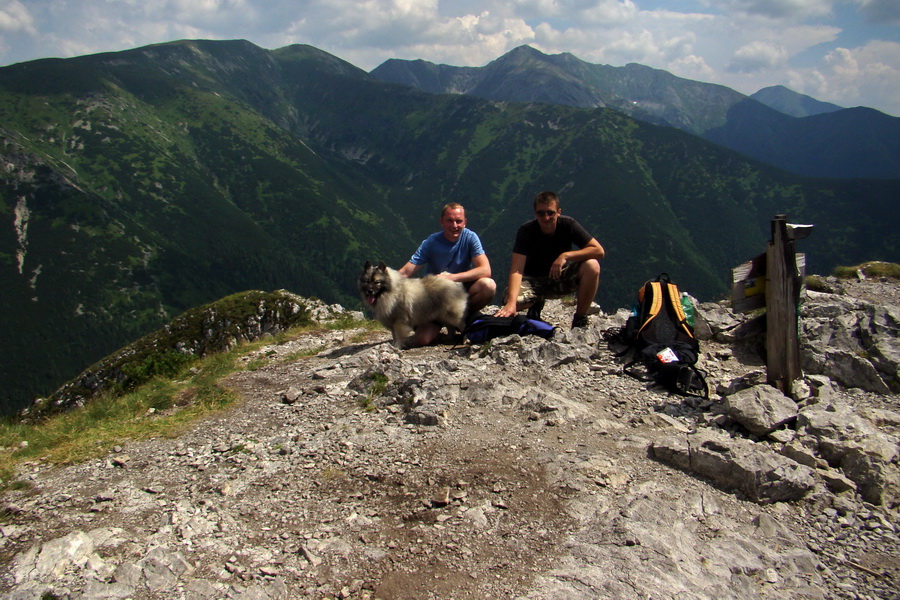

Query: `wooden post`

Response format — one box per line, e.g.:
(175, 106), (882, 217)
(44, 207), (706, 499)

(765, 215), (802, 396)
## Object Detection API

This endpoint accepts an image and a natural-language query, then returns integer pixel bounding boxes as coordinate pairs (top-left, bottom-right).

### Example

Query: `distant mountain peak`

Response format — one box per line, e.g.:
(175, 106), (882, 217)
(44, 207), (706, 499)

(750, 85), (843, 118)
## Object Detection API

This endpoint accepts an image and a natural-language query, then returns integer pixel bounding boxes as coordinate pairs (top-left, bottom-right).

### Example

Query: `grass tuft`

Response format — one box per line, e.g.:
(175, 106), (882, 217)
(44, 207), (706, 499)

(805, 274), (832, 293)
(833, 261), (900, 280)
(0, 313), (381, 494)
(0, 347), (242, 490)
(359, 372), (389, 411)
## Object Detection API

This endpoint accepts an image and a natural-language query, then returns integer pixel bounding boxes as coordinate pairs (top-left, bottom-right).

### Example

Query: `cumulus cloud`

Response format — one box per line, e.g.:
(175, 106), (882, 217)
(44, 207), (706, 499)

(778, 24), (841, 54)
(383, 12), (536, 67)
(509, 0), (609, 20)
(577, 0), (640, 26)
(817, 40), (900, 113)
(669, 54), (717, 81)
(727, 41), (788, 73)
(0, 0), (35, 34)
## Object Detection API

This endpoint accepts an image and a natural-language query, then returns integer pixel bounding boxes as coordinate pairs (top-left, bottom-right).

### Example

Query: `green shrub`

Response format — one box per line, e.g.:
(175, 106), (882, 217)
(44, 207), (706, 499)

(804, 274), (832, 293)
(121, 350), (194, 384)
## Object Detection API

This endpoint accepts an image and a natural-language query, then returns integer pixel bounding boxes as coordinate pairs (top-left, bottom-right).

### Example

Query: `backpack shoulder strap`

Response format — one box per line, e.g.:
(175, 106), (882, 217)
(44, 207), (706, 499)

(662, 279), (695, 341)
(676, 364), (709, 398)
(637, 280), (664, 336)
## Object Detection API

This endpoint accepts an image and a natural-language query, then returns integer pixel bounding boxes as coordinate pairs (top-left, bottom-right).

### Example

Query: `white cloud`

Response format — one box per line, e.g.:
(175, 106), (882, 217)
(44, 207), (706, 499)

(509, 0), (606, 19)
(669, 54), (717, 81)
(0, 0), (35, 34)
(370, 11), (536, 67)
(577, 0), (640, 25)
(816, 40), (900, 113)
(274, 2), (536, 68)
(728, 41), (788, 73)
(778, 24), (842, 54)
(712, 0), (836, 20)
(855, 0), (900, 25)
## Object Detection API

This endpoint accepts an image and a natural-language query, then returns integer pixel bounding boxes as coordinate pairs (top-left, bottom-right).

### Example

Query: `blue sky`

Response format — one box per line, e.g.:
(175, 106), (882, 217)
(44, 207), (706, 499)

(0, 0), (897, 116)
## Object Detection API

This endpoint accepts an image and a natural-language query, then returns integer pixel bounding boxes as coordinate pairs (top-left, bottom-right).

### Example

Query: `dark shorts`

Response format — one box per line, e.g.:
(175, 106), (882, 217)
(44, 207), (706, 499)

(516, 262), (580, 305)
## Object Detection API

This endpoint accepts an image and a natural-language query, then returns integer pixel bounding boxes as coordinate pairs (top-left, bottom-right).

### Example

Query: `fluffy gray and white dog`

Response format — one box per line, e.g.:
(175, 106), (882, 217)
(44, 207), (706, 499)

(358, 261), (468, 348)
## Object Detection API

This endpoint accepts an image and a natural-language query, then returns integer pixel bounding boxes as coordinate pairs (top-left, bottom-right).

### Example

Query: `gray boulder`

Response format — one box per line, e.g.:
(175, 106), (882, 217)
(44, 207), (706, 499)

(801, 292), (898, 393)
(722, 385), (798, 436)
(650, 429), (816, 503)
(694, 302), (744, 342)
(797, 403), (900, 505)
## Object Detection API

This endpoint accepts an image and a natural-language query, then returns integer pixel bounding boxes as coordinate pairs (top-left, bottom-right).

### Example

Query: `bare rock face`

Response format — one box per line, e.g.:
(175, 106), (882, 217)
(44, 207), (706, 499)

(723, 385), (799, 436)
(797, 402), (900, 506)
(801, 291), (899, 393)
(650, 429), (817, 503)
(1, 281), (898, 600)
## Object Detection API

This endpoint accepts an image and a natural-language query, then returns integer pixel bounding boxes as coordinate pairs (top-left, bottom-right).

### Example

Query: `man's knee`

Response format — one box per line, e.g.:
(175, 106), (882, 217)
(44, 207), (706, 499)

(468, 278), (497, 310)
(477, 277), (497, 296)
(469, 278), (494, 296)
(580, 259), (601, 280)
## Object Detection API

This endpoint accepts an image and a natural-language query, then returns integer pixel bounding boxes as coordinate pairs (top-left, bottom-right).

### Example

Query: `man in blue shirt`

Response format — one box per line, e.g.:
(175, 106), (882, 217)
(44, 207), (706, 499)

(399, 203), (496, 345)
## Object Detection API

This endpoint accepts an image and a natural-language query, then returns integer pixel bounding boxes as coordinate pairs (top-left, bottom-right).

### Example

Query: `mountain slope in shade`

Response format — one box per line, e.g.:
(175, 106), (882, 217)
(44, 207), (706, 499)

(704, 102), (900, 180)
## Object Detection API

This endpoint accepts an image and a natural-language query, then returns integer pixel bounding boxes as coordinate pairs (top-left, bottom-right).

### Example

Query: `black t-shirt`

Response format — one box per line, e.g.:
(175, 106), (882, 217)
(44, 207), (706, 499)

(512, 215), (593, 277)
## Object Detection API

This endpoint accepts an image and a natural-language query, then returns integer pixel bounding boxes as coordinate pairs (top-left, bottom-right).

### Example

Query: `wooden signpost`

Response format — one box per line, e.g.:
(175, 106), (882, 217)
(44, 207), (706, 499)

(732, 215), (811, 397)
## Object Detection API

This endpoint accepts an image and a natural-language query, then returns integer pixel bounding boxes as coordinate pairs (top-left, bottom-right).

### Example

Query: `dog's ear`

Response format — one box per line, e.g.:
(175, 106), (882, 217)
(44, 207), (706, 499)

(378, 260), (387, 270)
(363, 260), (371, 270)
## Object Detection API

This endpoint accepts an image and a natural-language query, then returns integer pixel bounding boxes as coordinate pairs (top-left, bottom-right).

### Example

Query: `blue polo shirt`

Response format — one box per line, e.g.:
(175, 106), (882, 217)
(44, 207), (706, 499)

(409, 228), (486, 275)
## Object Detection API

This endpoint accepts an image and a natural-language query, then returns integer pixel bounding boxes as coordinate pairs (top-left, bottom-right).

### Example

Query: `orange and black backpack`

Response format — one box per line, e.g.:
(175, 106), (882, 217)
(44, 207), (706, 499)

(605, 273), (708, 398)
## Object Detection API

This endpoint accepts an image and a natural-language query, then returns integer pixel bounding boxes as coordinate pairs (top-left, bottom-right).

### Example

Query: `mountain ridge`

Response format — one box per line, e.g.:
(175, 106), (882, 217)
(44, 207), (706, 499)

(371, 45), (900, 179)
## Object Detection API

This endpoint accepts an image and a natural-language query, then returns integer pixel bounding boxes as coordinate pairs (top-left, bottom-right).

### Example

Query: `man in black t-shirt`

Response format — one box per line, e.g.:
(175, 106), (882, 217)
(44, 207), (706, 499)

(495, 191), (605, 328)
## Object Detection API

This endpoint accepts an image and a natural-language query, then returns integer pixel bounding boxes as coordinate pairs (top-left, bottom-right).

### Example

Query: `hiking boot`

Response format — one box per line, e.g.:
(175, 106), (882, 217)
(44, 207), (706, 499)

(571, 313), (589, 329)
(526, 298), (545, 321)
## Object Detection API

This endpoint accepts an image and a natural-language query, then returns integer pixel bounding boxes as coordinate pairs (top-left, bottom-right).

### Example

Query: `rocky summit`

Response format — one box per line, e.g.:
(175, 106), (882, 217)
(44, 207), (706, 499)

(1, 278), (898, 600)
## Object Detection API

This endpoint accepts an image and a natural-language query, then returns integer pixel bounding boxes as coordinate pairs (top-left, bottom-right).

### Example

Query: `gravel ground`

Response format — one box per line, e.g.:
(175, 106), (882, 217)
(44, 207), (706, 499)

(0, 281), (897, 599)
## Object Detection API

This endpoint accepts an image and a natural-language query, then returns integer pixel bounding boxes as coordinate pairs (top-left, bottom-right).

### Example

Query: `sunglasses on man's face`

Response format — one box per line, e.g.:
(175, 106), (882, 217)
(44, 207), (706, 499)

(536, 210), (557, 217)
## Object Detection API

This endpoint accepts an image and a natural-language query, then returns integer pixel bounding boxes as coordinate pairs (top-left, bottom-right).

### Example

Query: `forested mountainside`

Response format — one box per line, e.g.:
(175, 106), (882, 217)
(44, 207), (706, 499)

(2, 38), (898, 414)
(371, 45), (900, 179)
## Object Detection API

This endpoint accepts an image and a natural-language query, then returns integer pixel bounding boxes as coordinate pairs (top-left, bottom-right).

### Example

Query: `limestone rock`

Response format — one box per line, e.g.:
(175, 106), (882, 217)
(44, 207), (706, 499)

(722, 384), (798, 436)
(650, 429), (816, 503)
(798, 402), (900, 505)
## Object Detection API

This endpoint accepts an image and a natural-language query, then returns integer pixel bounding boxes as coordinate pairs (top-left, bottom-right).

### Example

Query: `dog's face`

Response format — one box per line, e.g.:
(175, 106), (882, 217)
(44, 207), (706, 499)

(358, 261), (391, 307)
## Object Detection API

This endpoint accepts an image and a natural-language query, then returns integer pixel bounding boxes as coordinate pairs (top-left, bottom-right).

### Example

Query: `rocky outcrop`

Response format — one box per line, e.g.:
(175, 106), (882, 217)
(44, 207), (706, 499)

(1, 280), (898, 600)
(694, 280), (900, 395)
(801, 290), (899, 393)
(23, 291), (325, 421)
(650, 429), (817, 503)
(796, 402), (900, 505)
(722, 384), (799, 435)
